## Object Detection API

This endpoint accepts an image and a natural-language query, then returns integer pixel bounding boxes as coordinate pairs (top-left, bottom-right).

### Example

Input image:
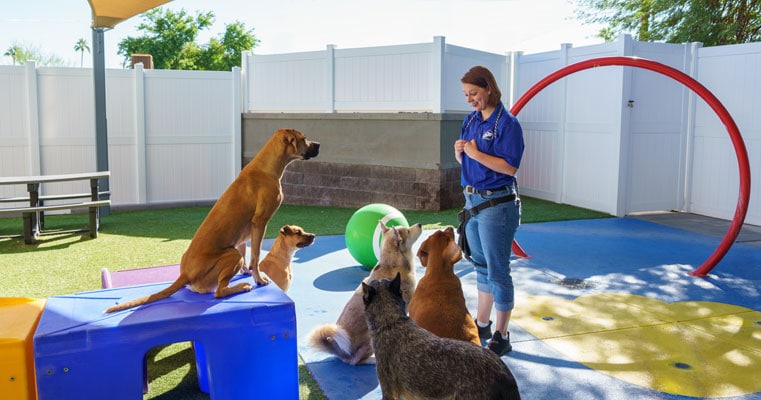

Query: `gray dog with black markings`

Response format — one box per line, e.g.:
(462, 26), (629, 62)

(362, 273), (521, 400)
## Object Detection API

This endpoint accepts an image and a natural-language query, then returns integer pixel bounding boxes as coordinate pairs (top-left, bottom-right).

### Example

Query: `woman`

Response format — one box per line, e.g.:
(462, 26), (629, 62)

(454, 65), (524, 356)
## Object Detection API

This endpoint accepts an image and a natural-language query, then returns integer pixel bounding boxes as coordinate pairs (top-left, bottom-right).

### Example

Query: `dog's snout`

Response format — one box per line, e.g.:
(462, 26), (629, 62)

(303, 141), (320, 160)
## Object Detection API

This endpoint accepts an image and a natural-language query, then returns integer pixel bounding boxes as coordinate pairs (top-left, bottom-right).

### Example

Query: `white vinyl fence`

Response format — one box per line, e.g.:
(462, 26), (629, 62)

(1, 35), (758, 226)
(0, 63), (242, 208)
(244, 35), (760, 225)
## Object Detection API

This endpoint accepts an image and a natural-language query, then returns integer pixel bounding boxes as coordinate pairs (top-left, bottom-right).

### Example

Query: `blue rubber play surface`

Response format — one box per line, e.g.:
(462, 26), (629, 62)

(285, 217), (761, 400)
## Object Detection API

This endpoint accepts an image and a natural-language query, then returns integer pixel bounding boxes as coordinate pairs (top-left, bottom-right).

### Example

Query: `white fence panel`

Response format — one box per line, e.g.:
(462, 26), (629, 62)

(691, 43), (761, 225)
(106, 69), (140, 206)
(562, 43), (627, 215)
(246, 50), (328, 112)
(0, 64), (239, 209)
(513, 49), (569, 203)
(334, 43), (433, 111)
(143, 69), (237, 204)
(515, 41), (626, 215)
(624, 41), (691, 214)
(441, 44), (506, 113)
(34, 67), (97, 203)
(0, 65), (32, 203)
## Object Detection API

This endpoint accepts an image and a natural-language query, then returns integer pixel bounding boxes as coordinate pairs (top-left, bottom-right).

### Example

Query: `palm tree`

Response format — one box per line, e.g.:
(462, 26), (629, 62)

(74, 38), (90, 67)
(4, 46), (20, 65)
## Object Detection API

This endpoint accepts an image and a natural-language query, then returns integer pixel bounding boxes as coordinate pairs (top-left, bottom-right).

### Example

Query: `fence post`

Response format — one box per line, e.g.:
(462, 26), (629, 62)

(134, 63), (147, 205)
(241, 51), (251, 113)
(431, 36), (445, 113)
(556, 43), (571, 205)
(232, 66), (243, 177)
(325, 44), (336, 113)
(615, 34), (635, 217)
(504, 51), (522, 108)
(681, 41), (703, 213)
(24, 61), (41, 176)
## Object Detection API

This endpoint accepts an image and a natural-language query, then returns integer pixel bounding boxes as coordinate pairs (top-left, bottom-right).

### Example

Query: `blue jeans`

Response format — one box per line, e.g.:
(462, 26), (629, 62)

(464, 187), (521, 312)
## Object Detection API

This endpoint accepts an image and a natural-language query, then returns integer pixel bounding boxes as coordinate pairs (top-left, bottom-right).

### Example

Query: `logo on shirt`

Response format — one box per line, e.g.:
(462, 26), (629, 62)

(482, 130), (495, 141)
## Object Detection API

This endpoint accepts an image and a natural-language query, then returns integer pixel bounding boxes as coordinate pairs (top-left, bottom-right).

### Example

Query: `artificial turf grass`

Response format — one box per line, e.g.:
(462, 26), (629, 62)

(0, 198), (609, 399)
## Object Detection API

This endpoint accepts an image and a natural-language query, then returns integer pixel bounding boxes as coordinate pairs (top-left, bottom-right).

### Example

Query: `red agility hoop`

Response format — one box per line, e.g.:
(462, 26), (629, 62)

(510, 56), (751, 277)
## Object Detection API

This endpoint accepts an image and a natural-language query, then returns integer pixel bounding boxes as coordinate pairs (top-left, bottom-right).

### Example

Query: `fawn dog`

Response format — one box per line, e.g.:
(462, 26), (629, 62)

(363, 273), (521, 400)
(307, 221), (422, 365)
(408, 226), (481, 346)
(105, 129), (319, 313)
(259, 225), (315, 293)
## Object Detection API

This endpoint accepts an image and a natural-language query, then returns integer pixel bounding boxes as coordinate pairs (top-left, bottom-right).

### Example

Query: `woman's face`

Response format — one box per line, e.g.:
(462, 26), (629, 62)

(462, 83), (490, 111)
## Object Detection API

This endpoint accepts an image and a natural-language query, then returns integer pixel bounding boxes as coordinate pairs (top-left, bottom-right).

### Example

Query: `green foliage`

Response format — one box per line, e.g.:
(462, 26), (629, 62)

(117, 7), (258, 70)
(573, 0), (761, 46)
(3, 42), (70, 66)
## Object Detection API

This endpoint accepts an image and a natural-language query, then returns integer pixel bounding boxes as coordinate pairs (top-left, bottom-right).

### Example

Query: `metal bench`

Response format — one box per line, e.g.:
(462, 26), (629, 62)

(0, 172), (110, 244)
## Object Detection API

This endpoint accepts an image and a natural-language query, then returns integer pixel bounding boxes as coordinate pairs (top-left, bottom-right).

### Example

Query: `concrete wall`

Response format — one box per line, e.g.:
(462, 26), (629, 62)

(242, 112), (466, 210)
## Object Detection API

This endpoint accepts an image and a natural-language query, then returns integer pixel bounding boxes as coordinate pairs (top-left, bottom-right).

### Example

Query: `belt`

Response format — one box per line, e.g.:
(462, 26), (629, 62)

(464, 185), (511, 196)
(466, 193), (516, 216)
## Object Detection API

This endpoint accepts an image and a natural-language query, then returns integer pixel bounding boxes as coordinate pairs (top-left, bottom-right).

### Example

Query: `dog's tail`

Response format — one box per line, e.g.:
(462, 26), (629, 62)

(307, 323), (354, 361)
(103, 276), (189, 313)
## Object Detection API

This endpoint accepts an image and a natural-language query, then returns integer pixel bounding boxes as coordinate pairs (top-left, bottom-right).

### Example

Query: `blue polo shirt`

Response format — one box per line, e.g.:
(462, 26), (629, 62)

(460, 102), (525, 189)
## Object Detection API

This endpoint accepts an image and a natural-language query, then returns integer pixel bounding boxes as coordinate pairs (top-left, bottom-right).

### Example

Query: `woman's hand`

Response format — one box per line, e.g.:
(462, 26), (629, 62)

(459, 139), (518, 176)
(462, 139), (479, 158)
(454, 139), (467, 164)
(455, 139), (480, 163)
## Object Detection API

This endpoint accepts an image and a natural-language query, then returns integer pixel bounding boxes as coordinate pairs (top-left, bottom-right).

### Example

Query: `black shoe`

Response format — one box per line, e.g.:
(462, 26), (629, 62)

(475, 318), (492, 339)
(487, 331), (512, 356)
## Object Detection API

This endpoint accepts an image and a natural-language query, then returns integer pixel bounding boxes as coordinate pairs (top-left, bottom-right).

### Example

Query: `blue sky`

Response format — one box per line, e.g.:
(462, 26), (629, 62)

(1, 0), (604, 68)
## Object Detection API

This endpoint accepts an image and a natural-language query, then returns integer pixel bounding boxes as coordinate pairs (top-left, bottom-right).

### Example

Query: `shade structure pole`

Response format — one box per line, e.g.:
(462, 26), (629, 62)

(92, 27), (110, 215)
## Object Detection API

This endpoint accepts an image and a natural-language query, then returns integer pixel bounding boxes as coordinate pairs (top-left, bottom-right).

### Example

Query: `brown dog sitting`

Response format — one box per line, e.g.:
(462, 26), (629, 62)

(363, 273), (521, 400)
(104, 129), (319, 313)
(408, 227), (481, 346)
(259, 225), (315, 293)
(307, 221), (422, 365)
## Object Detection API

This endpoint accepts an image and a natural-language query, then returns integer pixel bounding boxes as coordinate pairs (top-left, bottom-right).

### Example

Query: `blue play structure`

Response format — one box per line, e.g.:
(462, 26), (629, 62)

(33, 276), (296, 400)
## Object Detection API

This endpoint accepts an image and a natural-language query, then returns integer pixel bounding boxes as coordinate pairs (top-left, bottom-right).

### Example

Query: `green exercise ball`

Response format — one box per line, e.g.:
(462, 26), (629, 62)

(345, 203), (409, 269)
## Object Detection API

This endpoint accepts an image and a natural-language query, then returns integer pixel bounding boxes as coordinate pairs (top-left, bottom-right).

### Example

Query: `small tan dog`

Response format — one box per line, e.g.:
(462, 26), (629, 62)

(363, 274), (521, 400)
(408, 227), (481, 346)
(105, 129), (319, 313)
(307, 221), (422, 365)
(259, 225), (315, 293)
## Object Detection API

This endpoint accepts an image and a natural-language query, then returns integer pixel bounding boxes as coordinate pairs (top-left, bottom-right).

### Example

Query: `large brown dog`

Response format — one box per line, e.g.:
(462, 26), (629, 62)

(408, 227), (481, 346)
(105, 129), (319, 313)
(307, 221), (422, 365)
(259, 224), (315, 293)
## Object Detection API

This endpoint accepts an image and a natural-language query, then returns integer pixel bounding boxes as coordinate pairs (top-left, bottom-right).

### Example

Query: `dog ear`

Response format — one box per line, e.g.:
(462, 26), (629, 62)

(417, 244), (429, 267)
(282, 129), (298, 150)
(450, 247), (462, 264)
(378, 220), (389, 234)
(389, 226), (400, 244)
(362, 282), (375, 306)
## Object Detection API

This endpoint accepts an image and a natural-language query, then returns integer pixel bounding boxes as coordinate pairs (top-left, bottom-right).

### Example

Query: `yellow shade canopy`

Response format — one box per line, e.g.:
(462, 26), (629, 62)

(88, 0), (173, 28)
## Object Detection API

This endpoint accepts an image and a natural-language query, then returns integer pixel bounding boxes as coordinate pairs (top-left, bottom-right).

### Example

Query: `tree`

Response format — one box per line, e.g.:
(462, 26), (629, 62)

(117, 7), (258, 70)
(4, 45), (20, 64)
(3, 42), (68, 66)
(573, 0), (761, 46)
(203, 21), (259, 71)
(74, 38), (90, 67)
